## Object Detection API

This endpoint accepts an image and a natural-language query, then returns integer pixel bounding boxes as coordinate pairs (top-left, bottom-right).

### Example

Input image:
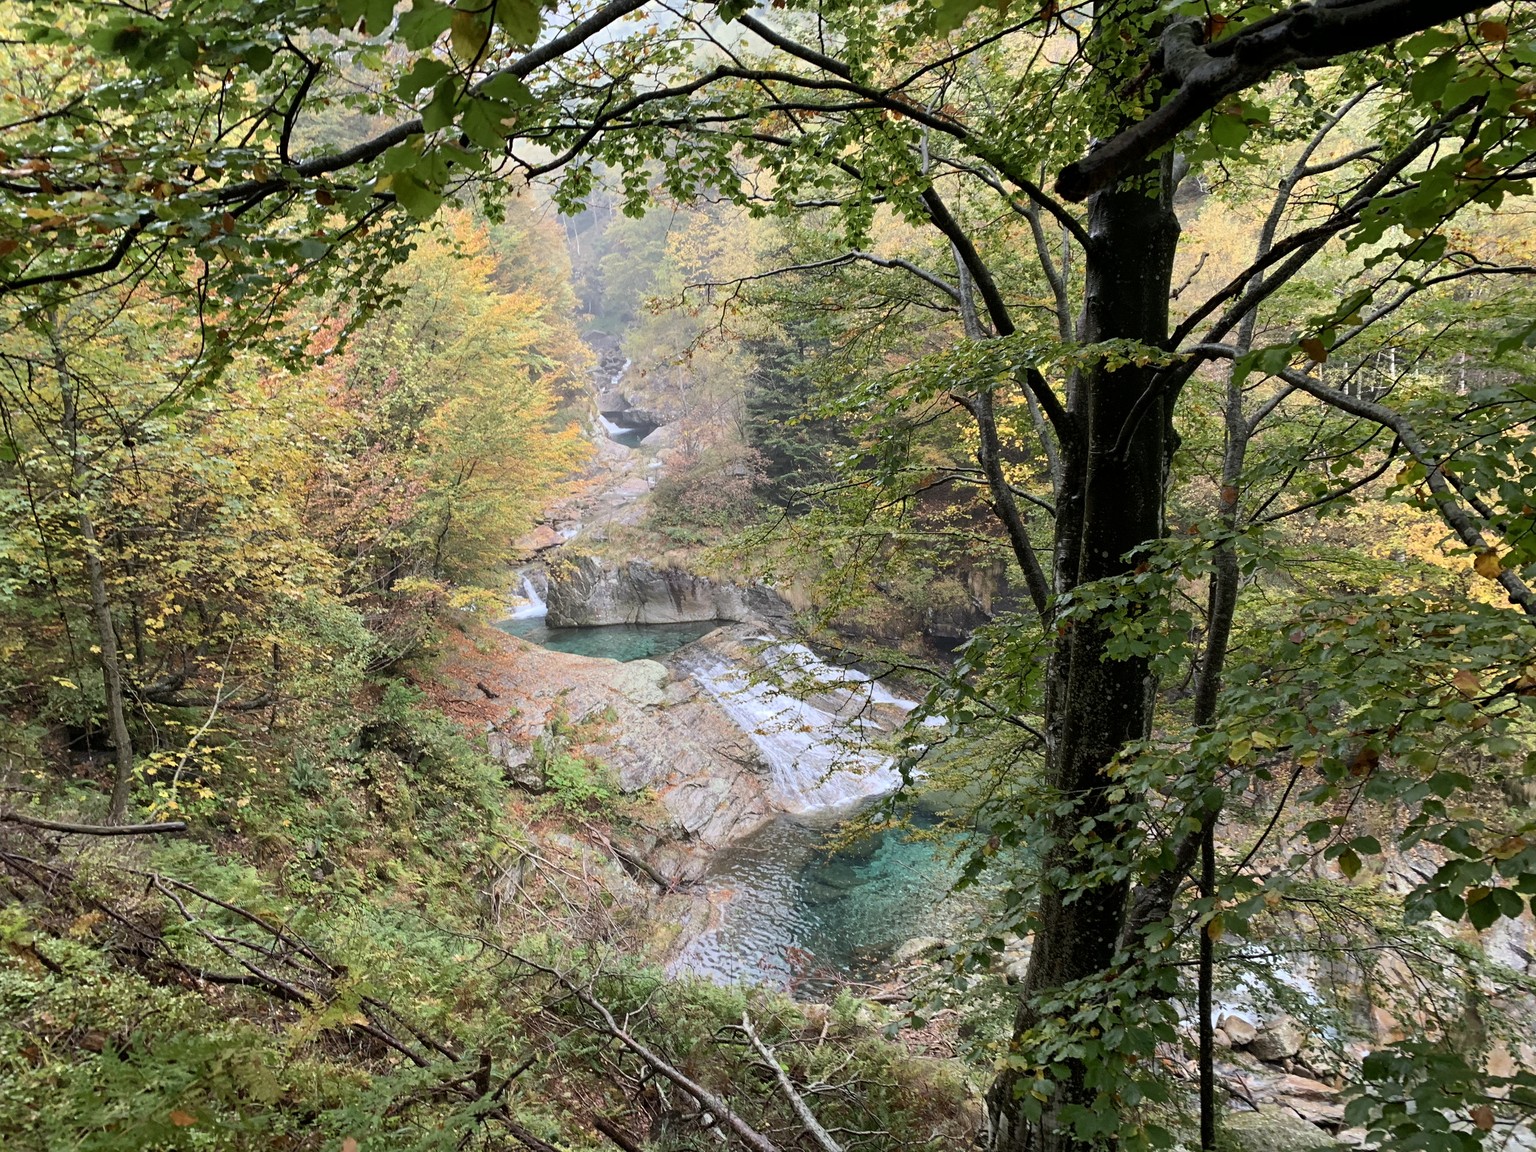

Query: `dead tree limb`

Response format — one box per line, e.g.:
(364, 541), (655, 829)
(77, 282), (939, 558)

(737, 1013), (846, 1152)
(1, 810), (187, 836)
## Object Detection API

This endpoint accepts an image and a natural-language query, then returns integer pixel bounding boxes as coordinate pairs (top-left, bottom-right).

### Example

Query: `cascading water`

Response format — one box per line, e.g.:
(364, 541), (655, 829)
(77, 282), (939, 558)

(667, 638), (964, 992)
(509, 574), (547, 620)
(675, 640), (910, 812)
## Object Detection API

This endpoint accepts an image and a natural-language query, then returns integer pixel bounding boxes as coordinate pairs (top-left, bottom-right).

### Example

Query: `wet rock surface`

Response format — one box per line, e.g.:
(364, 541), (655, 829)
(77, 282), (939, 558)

(545, 551), (793, 629)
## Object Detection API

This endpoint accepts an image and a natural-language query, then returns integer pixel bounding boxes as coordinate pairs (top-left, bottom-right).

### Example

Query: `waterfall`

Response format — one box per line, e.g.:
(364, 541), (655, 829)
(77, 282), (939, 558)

(509, 573), (547, 620)
(680, 641), (911, 812)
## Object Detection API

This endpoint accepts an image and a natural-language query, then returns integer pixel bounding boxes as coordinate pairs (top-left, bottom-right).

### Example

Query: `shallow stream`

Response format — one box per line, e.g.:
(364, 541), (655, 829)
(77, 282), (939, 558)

(496, 616), (717, 661)
(670, 811), (963, 994)
(502, 611), (962, 993)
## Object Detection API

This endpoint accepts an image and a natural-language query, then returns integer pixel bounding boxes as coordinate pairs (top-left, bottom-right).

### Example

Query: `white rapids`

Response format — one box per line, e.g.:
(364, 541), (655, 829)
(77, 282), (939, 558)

(508, 574), (547, 620)
(677, 640), (913, 813)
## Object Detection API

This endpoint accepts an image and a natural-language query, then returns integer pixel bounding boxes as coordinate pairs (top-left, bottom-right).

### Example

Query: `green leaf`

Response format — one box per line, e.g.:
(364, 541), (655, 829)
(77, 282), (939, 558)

(1410, 52), (1460, 104)
(421, 80), (458, 133)
(1210, 113), (1251, 149)
(1467, 888), (1500, 931)
(399, 58), (451, 101)
(461, 98), (513, 150)
(450, 9), (490, 62)
(398, 0), (453, 50)
(480, 72), (533, 105)
(495, 0), (542, 47)
(392, 172), (443, 219)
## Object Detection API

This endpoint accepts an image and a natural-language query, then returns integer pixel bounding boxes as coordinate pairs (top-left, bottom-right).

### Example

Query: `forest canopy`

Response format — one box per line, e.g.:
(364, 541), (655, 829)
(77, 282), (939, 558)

(4, 1), (1536, 1152)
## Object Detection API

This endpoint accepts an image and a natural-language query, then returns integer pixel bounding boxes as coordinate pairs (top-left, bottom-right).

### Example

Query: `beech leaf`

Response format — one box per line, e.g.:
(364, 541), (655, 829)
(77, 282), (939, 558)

(1474, 550), (1504, 579)
(1299, 336), (1327, 363)
(450, 9), (489, 62)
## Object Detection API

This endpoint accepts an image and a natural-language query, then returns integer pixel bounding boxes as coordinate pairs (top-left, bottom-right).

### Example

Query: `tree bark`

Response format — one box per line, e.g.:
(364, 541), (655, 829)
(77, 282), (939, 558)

(53, 327), (136, 822)
(986, 168), (1181, 1151)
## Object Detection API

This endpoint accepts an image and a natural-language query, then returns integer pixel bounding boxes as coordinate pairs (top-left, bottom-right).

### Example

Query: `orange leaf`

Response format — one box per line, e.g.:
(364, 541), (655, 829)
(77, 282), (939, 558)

(1478, 20), (1507, 42)
(170, 1110), (197, 1128)
(1452, 669), (1481, 698)
(1474, 550), (1504, 580)
(1472, 1103), (1496, 1131)
(1300, 337), (1327, 363)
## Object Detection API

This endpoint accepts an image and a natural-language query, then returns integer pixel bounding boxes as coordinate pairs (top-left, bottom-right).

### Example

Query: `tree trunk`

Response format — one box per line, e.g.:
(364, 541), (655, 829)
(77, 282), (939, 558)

(985, 171), (1180, 1152)
(53, 329), (136, 821)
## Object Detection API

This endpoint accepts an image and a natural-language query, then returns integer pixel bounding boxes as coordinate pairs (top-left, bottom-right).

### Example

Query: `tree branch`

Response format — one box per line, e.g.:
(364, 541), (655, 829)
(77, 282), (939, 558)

(1, 810), (187, 836)
(1056, 0), (1488, 200)
(1194, 343), (1536, 615)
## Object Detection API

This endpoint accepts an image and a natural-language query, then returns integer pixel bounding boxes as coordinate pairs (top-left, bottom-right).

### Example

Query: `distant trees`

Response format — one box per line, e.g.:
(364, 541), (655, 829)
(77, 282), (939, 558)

(6, 1), (1536, 1149)
(0, 207), (585, 819)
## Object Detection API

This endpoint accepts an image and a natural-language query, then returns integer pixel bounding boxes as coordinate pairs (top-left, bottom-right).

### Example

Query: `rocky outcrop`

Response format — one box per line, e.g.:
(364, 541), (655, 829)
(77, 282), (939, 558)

(545, 552), (793, 629)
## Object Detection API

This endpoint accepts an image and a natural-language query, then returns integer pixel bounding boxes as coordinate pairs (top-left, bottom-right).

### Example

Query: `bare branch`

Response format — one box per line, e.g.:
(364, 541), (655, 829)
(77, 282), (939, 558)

(737, 1013), (845, 1152)
(1194, 343), (1536, 615)
(0, 810), (187, 836)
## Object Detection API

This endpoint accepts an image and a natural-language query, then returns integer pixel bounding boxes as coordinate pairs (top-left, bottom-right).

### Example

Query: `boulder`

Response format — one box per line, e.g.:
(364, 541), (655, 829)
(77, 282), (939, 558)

(1221, 1014), (1259, 1047)
(1273, 1074), (1345, 1126)
(513, 524), (564, 555)
(1221, 1105), (1338, 1152)
(891, 936), (946, 965)
(486, 726), (545, 792)
(1250, 1014), (1306, 1063)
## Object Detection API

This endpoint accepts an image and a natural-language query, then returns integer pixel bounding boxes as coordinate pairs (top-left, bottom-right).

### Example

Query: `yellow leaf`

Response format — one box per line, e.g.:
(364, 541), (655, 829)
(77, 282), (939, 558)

(1299, 337), (1327, 363)
(450, 10), (490, 62)
(1474, 550), (1504, 580)
(1452, 669), (1481, 698)
(1478, 20), (1508, 42)
(1206, 913), (1224, 941)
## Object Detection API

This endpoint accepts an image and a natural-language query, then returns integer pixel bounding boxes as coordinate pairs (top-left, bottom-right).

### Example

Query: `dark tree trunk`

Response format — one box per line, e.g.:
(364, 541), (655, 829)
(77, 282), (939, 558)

(985, 171), (1180, 1152)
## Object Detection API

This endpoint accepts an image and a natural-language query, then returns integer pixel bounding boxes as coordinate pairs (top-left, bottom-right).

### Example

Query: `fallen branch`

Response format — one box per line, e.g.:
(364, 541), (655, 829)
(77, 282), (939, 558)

(513, 953), (783, 1152)
(737, 1013), (846, 1152)
(592, 1115), (648, 1152)
(1, 810), (187, 836)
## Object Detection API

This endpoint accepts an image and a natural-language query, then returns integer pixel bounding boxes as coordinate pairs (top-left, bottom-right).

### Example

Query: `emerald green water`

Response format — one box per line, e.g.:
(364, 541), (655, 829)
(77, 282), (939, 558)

(495, 616), (719, 661)
(672, 812), (968, 994)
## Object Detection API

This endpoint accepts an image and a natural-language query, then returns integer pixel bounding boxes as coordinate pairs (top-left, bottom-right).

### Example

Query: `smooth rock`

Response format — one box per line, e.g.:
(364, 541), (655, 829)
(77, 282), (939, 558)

(1222, 1014), (1259, 1047)
(1251, 1014), (1306, 1062)
(891, 936), (945, 965)
(1274, 1073), (1345, 1125)
(604, 659), (668, 707)
(1221, 1105), (1338, 1151)
(545, 552), (792, 628)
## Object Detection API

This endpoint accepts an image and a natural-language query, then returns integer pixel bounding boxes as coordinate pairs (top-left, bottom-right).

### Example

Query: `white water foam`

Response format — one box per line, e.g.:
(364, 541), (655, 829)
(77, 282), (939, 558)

(680, 641), (913, 813)
(509, 574), (547, 620)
